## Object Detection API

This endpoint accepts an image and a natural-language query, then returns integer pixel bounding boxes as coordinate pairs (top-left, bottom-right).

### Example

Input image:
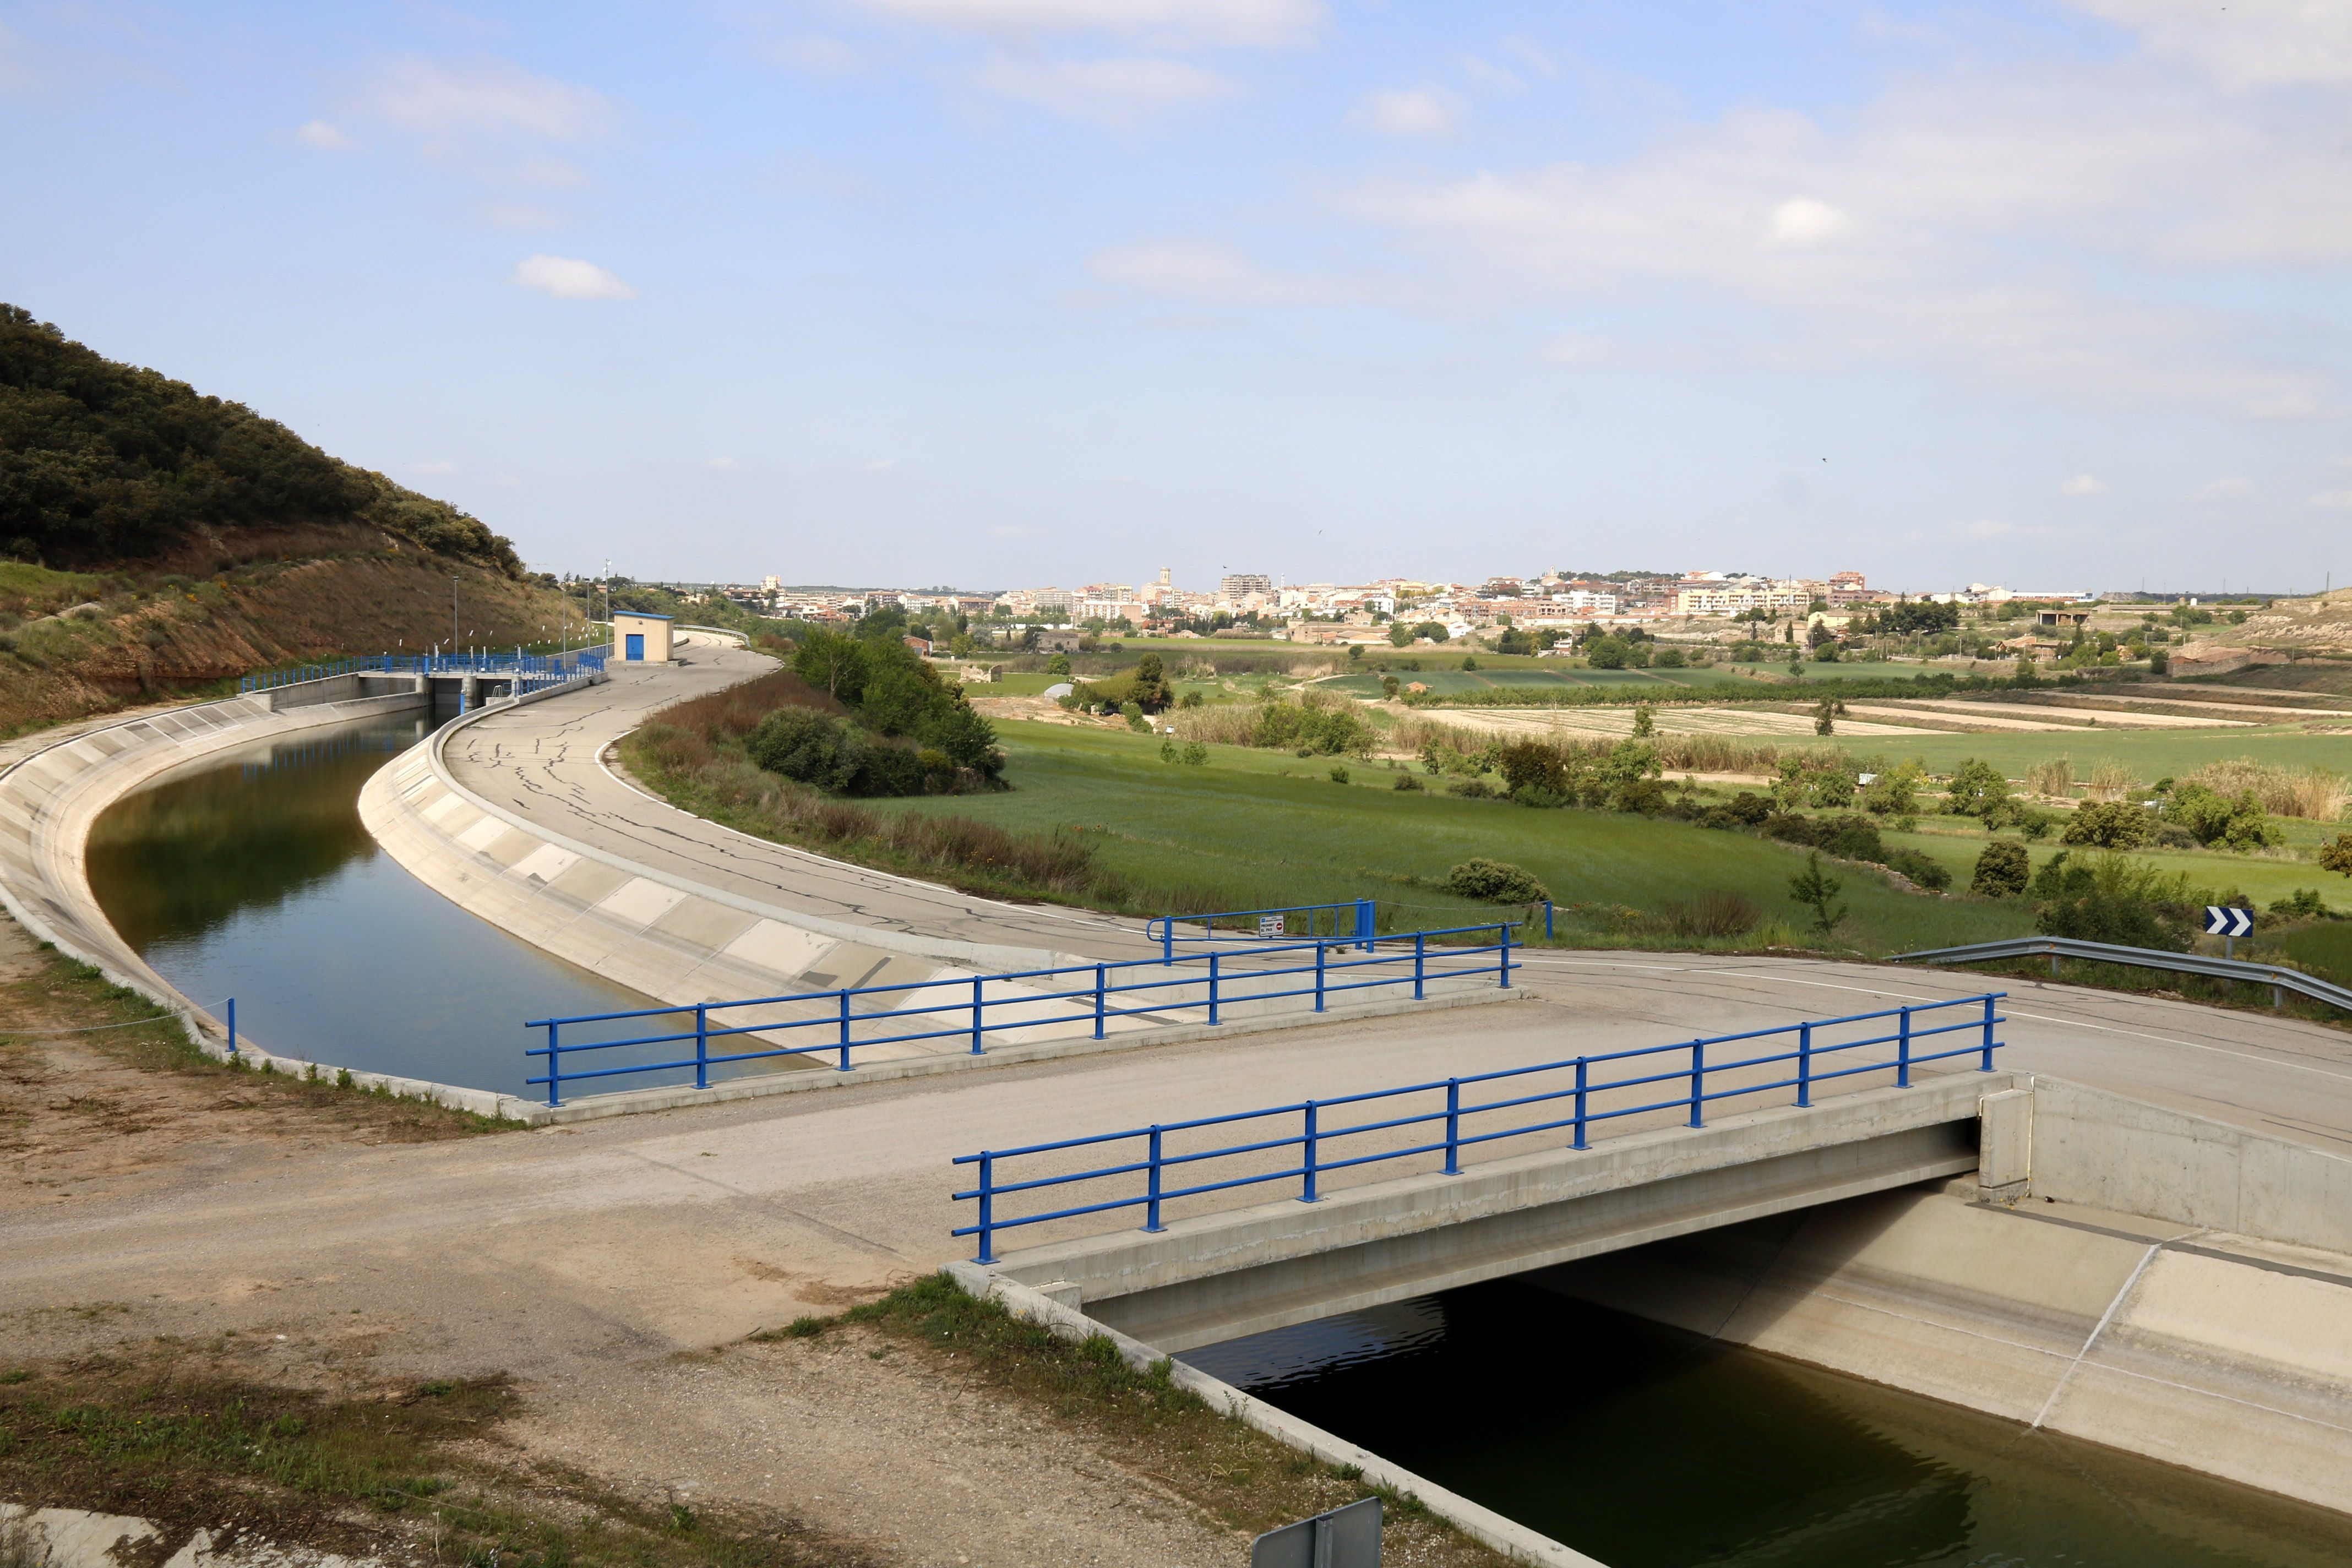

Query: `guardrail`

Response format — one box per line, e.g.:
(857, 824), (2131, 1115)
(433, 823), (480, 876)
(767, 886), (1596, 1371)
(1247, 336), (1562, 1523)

(951, 992), (2006, 1263)
(524, 922), (1517, 1107)
(1893, 935), (2352, 1013)
(1147, 901), (1378, 960)
(239, 647), (609, 695)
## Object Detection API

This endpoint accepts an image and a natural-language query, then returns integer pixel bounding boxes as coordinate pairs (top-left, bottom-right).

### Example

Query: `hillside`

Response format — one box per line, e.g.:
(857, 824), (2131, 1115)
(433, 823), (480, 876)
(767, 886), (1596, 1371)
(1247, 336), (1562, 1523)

(2173, 589), (2352, 678)
(0, 306), (583, 737)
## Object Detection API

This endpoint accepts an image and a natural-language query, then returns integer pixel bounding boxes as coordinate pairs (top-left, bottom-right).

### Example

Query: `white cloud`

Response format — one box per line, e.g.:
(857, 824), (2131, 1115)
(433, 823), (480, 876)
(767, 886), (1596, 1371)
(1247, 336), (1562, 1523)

(1460, 56), (1520, 92)
(2067, 0), (2352, 88)
(296, 119), (356, 151)
(2193, 476), (2255, 500)
(1764, 196), (1850, 248)
(851, 0), (1321, 50)
(2309, 489), (2352, 510)
(361, 58), (612, 141)
(1501, 36), (1559, 78)
(510, 255), (636, 300)
(1090, 240), (1319, 302)
(2057, 473), (2109, 496)
(973, 53), (1235, 126)
(775, 36), (859, 74)
(410, 460), (458, 476)
(1351, 87), (1463, 138)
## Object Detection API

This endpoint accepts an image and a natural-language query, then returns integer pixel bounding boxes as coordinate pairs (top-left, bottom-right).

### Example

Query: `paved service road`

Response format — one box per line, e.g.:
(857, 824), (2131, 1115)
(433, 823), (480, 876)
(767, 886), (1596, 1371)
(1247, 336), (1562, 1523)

(8, 954), (2350, 1378)
(444, 634), (1168, 961)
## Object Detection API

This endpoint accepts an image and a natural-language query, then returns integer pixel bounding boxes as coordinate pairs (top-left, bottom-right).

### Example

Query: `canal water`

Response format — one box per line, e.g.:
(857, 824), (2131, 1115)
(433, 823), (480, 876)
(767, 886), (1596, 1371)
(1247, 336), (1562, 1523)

(85, 711), (651, 1096)
(1184, 1278), (2352, 1568)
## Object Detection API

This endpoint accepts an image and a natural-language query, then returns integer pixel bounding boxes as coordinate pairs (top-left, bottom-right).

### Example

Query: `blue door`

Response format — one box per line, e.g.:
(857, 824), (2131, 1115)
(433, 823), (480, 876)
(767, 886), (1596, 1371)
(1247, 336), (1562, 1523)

(625, 633), (644, 661)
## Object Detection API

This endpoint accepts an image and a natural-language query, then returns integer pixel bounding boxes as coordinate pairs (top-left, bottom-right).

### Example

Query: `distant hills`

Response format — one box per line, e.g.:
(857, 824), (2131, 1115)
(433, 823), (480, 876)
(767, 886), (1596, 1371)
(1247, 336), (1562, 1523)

(0, 304), (517, 576)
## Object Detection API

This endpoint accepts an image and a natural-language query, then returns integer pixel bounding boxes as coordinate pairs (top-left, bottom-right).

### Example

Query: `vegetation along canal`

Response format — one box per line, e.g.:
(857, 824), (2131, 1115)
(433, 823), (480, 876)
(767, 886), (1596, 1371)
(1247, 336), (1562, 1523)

(1185, 1278), (2352, 1567)
(85, 711), (651, 1096)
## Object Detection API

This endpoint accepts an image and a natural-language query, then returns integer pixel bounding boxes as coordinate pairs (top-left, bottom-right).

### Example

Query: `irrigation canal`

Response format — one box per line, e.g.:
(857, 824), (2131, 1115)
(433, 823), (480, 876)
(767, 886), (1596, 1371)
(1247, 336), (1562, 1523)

(1185, 1276), (2352, 1567)
(71, 709), (2352, 1566)
(84, 710), (649, 1096)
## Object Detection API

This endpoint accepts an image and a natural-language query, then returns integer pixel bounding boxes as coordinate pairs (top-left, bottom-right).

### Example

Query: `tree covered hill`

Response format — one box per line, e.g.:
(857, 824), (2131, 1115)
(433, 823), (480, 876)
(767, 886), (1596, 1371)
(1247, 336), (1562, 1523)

(0, 304), (518, 574)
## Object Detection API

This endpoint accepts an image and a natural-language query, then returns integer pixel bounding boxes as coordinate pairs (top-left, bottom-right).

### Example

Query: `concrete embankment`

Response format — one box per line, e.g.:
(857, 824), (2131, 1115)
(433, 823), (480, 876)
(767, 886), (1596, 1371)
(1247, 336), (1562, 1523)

(1534, 1076), (2352, 1518)
(0, 681), (516, 1109)
(360, 682), (1519, 1123)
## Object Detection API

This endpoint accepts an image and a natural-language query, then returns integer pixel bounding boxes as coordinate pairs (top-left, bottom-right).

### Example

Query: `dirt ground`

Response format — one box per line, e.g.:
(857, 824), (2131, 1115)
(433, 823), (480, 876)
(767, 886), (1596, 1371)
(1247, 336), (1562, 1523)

(0, 911), (1493, 1568)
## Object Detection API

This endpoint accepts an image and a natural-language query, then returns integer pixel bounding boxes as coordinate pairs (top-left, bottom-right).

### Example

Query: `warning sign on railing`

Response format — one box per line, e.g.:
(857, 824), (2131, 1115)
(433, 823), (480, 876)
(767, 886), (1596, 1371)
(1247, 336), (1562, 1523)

(1258, 914), (1287, 938)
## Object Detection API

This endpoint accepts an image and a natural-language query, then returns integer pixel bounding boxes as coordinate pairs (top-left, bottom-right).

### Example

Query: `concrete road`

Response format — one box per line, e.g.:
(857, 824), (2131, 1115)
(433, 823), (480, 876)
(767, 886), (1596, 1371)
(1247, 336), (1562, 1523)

(8, 954), (2350, 1376)
(444, 635), (1168, 962)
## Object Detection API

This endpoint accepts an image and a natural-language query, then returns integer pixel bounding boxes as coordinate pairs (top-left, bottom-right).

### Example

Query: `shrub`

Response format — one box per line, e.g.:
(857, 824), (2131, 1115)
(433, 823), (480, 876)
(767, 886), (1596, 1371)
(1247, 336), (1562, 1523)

(1446, 777), (1497, 799)
(2030, 851), (2197, 950)
(1329, 766), (1349, 784)
(1789, 853), (1846, 935)
(1972, 840), (2030, 897)
(2179, 758), (2346, 821)
(1392, 772), (1422, 791)
(2063, 801), (2152, 849)
(1496, 739), (1570, 797)
(1180, 741), (1207, 765)
(1724, 791), (1772, 826)
(747, 706), (861, 791)
(1881, 847), (1952, 891)
(1446, 858), (1549, 903)
(1945, 758), (2013, 821)
(2323, 833), (2352, 878)
(1863, 762), (1925, 819)
(2163, 783), (2281, 851)
(1653, 890), (1760, 939)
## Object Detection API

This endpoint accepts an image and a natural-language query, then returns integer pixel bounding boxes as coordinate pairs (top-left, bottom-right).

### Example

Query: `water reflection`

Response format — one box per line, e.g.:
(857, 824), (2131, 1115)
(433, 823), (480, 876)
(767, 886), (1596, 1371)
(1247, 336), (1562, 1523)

(1185, 1280), (2352, 1568)
(86, 712), (650, 1095)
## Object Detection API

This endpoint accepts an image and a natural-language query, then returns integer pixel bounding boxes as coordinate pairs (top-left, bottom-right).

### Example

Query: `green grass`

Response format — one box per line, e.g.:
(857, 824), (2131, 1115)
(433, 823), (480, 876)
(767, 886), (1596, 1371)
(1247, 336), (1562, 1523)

(2283, 923), (2352, 984)
(876, 721), (2034, 954)
(1872, 821), (2351, 913)
(0, 562), (103, 603)
(1820, 728), (2352, 783)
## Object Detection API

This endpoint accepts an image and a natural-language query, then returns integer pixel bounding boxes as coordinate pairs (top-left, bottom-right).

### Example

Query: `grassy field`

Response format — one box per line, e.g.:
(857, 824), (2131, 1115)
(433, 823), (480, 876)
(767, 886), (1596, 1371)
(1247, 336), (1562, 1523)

(1815, 727), (2352, 783)
(1872, 817), (2351, 913)
(876, 720), (2038, 953)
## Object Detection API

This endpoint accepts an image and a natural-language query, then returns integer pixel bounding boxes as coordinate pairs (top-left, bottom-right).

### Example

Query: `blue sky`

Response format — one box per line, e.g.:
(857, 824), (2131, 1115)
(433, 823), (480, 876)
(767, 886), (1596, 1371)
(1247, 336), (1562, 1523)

(4, 1), (2348, 592)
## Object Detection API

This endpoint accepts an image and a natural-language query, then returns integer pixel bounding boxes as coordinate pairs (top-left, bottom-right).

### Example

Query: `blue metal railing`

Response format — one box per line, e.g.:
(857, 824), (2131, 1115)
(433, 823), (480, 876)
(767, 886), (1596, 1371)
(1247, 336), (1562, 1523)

(524, 923), (1517, 1107)
(239, 646), (609, 695)
(950, 992), (2006, 1262)
(1147, 900), (1378, 960)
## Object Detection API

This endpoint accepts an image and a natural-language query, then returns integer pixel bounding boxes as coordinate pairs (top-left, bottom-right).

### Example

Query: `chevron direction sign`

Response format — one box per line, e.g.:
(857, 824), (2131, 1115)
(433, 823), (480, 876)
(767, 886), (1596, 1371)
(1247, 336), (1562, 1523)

(2204, 906), (2255, 938)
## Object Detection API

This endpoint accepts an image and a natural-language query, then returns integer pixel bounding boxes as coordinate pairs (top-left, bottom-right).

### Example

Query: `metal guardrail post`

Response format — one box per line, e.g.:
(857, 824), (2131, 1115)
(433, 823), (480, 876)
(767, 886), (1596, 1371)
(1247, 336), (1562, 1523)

(1159, 917), (1173, 964)
(1358, 897), (1376, 951)
(1444, 1080), (1461, 1174)
(974, 1153), (996, 1264)
(544, 1021), (561, 1107)
(1897, 1005), (1912, 1088)
(1208, 954), (1220, 1025)
(1145, 1126), (1165, 1232)
(1797, 1022), (1812, 1106)
(1979, 997), (1996, 1070)
(1301, 1101), (1320, 1202)
(1414, 933), (1426, 1000)
(1499, 923), (1513, 988)
(694, 1004), (709, 1090)
(1689, 1039), (1705, 1128)
(1573, 1058), (1588, 1149)
(1095, 965), (1107, 1039)
(2049, 943), (2060, 979)
(837, 991), (853, 1071)
(971, 976), (985, 1055)
(1314, 941), (1326, 1011)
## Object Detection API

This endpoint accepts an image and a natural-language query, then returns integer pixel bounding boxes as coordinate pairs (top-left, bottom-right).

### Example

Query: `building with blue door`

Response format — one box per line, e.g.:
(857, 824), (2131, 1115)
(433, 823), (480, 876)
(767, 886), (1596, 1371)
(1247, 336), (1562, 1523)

(611, 611), (673, 663)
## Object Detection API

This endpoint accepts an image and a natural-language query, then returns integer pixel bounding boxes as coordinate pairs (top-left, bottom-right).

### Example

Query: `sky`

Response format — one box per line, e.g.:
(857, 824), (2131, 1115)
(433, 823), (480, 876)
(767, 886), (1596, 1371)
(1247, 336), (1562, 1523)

(3, 1), (2349, 595)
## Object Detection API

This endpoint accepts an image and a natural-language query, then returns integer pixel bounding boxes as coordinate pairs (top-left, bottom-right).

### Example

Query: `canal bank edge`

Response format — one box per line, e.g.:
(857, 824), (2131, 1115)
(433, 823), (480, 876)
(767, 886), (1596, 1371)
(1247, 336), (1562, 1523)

(0, 683), (547, 1119)
(361, 676), (1522, 1124)
(940, 1262), (1607, 1568)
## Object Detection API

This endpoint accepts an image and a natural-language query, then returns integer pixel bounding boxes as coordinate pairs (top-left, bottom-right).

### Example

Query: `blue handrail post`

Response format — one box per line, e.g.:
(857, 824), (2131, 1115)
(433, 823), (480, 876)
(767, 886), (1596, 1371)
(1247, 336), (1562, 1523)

(1208, 954), (1221, 1025)
(1357, 897), (1376, 951)
(1161, 917), (1173, 965)
(1300, 1101), (1320, 1202)
(1443, 1079), (1461, 1174)
(1796, 1021), (1813, 1107)
(1145, 1126), (1166, 1232)
(227, 998), (237, 1055)
(694, 1004), (709, 1090)
(1499, 922), (1513, 988)
(971, 976), (986, 1055)
(974, 1153), (996, 1264)
(1094, 964), (1107, 1039)
(1689, 1039), (1705, 1128)
(1413, 932), (1426, 1000)
(1897, 1005), (1913, 1088)
(1545, 900), (1554, 941)
(544, 1021), (561, 1107)
(1314, 940), (1326, 1012)
(1979, 995), (1997, 1071)
(837, 990), (853, 1071)
(1573, 1058), (1588, 1149)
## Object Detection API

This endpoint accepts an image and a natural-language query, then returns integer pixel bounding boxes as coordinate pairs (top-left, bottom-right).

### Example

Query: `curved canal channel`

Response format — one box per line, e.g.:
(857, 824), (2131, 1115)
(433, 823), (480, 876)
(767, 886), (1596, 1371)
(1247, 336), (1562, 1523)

(1186, 1277), (2352, 1567)
(73, 710), (2352, 1567)
(84, 710), (651, 1097)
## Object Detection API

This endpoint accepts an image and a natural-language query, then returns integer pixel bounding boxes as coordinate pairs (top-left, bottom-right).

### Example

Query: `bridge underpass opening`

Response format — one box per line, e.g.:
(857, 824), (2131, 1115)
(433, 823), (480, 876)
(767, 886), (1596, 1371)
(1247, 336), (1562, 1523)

(1176, 1183), (2352, 1568)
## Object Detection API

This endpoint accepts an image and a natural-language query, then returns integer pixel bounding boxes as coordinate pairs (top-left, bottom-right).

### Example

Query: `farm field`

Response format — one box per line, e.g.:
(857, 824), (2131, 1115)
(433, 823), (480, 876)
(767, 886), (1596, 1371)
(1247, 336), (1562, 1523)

(1397, 705), (1941, 741)
(1870, 819), (2351, 914)
(1816, 727), (2352, 782)
(874, 719), (2037, 954)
